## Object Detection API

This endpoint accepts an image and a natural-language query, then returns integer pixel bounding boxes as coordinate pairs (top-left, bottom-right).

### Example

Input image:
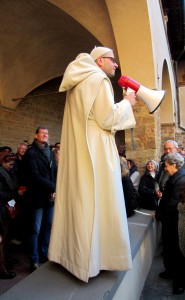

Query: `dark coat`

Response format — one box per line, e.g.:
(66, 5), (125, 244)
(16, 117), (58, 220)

(13, 154), (22, 184)
(178, 202), (185, 257)
(155, 168), (185, 278)
(0, 166), (19, 204)
(138, 171), (158, 210)
(156, 168), (185, 223)
(0, 166), (20, 220)
(21, 140), (57, 208)
(122, 175), (139, 217)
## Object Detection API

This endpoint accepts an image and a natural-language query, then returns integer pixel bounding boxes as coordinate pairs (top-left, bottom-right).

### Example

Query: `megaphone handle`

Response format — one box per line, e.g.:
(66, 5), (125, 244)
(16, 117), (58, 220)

(131, 128), (136, 150)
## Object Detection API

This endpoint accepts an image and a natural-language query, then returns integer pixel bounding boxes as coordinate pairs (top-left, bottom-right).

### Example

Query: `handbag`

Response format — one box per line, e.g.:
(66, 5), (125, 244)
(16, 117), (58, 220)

(5, 201), (20, 219)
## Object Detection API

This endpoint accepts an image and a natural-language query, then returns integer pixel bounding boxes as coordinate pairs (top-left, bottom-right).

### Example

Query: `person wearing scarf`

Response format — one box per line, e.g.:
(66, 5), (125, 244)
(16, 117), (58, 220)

(21, 126), (57, 272)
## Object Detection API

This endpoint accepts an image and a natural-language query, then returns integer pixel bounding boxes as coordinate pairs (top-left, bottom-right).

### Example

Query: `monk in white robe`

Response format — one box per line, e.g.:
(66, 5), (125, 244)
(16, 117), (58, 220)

(48, 47), (136, 282)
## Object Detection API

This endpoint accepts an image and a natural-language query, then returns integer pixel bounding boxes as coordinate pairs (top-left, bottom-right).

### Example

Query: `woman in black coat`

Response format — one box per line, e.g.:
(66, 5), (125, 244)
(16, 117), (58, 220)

(138, 160), (159, 210)
(120, 157), (139, 217)
(156, 153), (185, 295)
(0, 153), (25, 279)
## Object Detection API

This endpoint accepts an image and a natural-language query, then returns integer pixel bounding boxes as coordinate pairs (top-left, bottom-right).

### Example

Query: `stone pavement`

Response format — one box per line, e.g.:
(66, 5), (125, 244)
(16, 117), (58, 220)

(0, 244), (30, 296)
(140, 241), (185, 300)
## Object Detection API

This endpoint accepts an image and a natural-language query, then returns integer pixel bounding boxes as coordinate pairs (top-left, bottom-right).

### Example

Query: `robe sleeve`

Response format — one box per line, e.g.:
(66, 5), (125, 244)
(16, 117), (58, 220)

(91, 79), (136, 133)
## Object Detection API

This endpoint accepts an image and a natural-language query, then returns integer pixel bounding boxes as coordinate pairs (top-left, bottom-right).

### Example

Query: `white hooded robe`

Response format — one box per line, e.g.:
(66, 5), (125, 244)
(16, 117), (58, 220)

(48, 53), (136, 282)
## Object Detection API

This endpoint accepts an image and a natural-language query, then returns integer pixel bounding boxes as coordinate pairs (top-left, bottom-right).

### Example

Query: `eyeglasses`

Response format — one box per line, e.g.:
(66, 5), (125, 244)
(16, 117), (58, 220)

(101, 57), (117, 64)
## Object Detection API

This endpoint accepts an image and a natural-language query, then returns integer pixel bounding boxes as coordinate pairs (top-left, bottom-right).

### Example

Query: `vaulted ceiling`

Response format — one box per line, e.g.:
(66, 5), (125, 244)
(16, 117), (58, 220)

(0, 0), (118, 109)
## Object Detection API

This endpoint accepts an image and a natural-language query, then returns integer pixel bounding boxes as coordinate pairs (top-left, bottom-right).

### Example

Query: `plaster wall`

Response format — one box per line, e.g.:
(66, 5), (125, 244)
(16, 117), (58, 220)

(106, 0), (155, 85)
(147, 0), (177, 124)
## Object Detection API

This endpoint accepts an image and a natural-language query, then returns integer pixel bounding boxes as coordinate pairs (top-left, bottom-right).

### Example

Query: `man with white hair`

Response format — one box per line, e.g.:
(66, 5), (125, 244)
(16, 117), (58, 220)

(49, 46), (136, 282)
(13, 142), (28, 181)
(156, 140), (184, 197)
(163, 140), (179, 154)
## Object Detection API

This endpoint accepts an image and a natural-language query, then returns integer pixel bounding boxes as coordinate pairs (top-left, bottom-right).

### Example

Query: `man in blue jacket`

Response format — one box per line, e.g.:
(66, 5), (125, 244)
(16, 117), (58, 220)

(21, 126), (57, 271)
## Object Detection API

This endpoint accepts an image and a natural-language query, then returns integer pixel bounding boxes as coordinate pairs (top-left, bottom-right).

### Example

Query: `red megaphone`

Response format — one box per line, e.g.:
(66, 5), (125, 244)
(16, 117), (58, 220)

(118, 75), (166, 114)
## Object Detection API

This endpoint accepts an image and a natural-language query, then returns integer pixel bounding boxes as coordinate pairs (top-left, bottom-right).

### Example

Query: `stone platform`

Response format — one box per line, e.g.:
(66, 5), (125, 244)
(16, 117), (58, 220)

(1, 210), (160, 300)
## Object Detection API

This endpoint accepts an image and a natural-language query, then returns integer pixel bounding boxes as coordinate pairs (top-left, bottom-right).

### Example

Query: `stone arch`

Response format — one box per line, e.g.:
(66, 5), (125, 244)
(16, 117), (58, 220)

(160, 60), (174, 124)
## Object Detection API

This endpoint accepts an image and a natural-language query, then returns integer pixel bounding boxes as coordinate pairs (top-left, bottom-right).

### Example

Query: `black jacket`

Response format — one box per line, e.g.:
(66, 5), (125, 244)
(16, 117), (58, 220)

(0, 166), (20, 221)
(21, 140), (57, 208)
(156, 168), (185, 223)
(0, 166), (19, 204)
(122, 175), (139, 217)
(138, 171), (158, 210)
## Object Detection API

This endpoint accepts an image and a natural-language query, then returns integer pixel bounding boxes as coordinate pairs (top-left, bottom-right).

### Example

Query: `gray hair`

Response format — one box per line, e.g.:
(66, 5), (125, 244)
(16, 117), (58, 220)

(164, 140), (179, 149)
(17, 142), (28, 149)
(164, 153), (184, 169)
(145, 160), (159, 171)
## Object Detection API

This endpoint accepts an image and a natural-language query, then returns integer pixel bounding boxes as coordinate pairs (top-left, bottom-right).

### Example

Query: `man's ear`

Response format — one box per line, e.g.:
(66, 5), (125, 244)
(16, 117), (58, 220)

(96, 57), (103, 68)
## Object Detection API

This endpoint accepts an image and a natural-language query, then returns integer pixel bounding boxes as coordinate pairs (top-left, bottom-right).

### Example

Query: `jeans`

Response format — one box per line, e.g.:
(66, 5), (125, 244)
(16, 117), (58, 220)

(30, 206), (54, 264)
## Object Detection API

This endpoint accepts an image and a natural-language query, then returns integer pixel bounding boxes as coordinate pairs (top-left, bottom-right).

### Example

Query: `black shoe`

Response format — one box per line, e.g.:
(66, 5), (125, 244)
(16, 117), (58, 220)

(6, 261), (14, 270)
(159, 271), (173, 279)
(6, 257), (19, 270)
(173, 287), (184, 295)
(0, 271), (16, 279)
(30, 263), (40, 272)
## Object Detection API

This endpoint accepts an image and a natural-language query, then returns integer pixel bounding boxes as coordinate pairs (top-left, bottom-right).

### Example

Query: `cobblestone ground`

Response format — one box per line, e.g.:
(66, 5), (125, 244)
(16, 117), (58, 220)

(140, 242), (185, 300)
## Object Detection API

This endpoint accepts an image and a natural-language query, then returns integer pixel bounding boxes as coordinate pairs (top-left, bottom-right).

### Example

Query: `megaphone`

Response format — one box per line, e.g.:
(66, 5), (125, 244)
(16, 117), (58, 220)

(118, 75), (166, 114)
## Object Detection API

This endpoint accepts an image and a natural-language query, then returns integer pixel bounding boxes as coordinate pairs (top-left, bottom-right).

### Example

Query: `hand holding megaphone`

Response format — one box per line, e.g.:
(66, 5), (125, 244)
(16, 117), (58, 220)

(118, 75), (166, 114)
(124, 88), (137, 106)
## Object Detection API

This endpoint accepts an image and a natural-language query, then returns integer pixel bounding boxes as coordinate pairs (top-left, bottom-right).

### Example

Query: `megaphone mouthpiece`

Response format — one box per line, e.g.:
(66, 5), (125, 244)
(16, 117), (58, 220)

(118, 75), (166, 114)
(118, 76), (140, 92)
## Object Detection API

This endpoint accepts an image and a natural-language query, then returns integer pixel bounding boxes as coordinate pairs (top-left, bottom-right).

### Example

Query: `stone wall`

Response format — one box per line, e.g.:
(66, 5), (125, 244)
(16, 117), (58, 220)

(0, 78), (65, 152)
(126, 120), (185, 175)
(125, 101), (160, 174)
(0, 95), (65, 152)
(161, 123), (185, 148)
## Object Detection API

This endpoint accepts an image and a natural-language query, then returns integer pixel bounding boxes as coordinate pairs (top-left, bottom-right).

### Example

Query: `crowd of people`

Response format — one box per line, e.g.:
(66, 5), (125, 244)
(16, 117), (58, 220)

(0, 127), (59, 279)
(1, 135), (185, 294)
(118, 139), (185, 295)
